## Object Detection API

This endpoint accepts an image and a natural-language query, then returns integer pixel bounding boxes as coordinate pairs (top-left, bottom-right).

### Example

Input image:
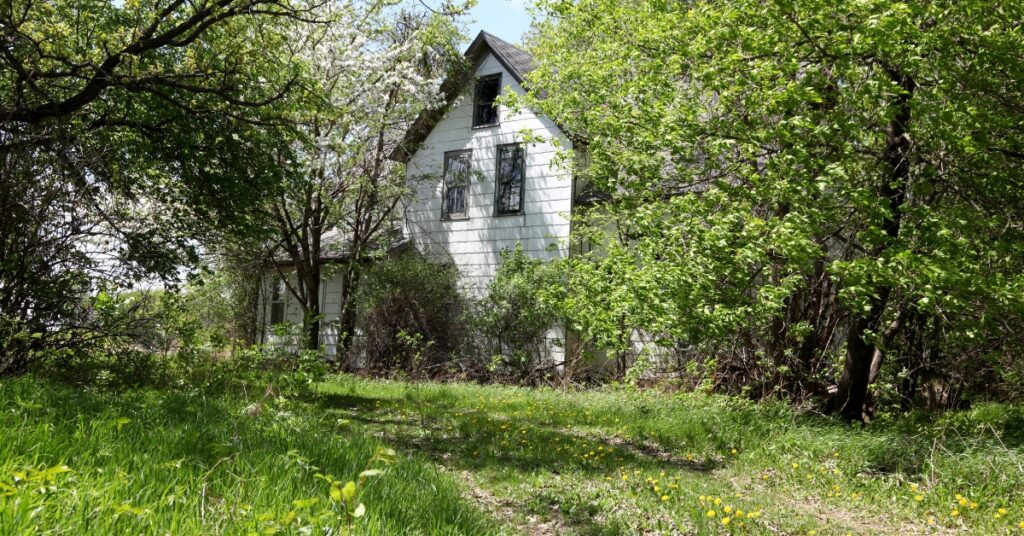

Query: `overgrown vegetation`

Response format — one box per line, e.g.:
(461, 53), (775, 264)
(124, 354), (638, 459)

(467, 245), (562, 382)
(4, 0), (1024, 532)
(350, 254), (464, 375)
(519, 0), (1024, 419)
(322, 376), (1024, 535)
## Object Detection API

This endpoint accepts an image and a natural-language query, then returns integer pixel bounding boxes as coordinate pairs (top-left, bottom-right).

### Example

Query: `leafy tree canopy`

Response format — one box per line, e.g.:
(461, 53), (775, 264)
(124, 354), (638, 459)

(523, 0), (1024, 416)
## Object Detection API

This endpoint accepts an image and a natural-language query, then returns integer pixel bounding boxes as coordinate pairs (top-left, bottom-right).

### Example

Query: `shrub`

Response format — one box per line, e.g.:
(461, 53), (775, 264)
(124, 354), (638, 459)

(468, 244), (561, 382)
(349, 254), (462, 376)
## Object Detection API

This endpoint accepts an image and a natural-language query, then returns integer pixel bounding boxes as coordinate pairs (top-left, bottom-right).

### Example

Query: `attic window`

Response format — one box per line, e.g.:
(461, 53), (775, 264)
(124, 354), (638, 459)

(473, 74), (501, 127)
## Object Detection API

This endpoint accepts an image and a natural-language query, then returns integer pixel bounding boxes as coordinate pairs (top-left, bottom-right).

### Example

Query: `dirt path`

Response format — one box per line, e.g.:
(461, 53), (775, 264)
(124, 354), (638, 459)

(445, 467), (566, 536)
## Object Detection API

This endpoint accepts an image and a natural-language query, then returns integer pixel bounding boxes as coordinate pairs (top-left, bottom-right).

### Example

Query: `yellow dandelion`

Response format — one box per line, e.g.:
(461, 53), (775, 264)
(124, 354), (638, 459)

(706, 510), (716, 518)
(724, 506), (733, 514)
(951, 509), (960, 517)
(714, 498), (722, 506)
(721, 517), (731, 525)
(914, 495), (924, 502)
(998, 508), (1008, 515)
(958, 498), (968, 506)
(927, 517), (935, 525)
(661, 495), (669, 501)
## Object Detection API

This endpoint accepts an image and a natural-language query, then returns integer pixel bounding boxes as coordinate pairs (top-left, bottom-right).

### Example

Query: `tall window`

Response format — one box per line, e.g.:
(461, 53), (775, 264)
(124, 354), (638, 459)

(269, 278), (285, 324)
(495, 143), (525, 214)
(442, 150), (472, 219)
(473, 74), (501, 127)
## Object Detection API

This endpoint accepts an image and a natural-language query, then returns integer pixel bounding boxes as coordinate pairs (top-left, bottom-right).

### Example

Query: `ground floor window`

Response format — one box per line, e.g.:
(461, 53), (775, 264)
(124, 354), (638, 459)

(270, 278), (285, 324)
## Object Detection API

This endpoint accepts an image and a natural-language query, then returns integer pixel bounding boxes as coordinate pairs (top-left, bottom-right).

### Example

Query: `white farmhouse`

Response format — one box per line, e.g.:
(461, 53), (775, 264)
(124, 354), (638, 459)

(259, 32), (582, 363)
(394, 31), (575, 296)
(392, 31), (577, 362)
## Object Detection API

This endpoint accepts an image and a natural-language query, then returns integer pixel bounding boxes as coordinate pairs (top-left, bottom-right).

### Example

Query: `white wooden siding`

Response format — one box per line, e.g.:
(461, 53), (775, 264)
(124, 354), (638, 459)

(258, 271), (344, 357)
(403, 52), (574, 364)
(404, 53), (574, 296)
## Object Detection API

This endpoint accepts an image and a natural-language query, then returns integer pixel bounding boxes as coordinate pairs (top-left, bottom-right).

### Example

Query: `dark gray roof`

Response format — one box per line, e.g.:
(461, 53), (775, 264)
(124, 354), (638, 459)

(270, 229), (410, 266)
(390, 31), (534, 163)
(466, 31), (534, 83)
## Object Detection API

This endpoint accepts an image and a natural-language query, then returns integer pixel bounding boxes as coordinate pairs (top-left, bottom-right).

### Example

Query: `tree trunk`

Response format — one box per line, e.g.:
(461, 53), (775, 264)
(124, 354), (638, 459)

(304, 277), (321, 351)
(337, 261), (361, 355)
(831, 68), (915, 421)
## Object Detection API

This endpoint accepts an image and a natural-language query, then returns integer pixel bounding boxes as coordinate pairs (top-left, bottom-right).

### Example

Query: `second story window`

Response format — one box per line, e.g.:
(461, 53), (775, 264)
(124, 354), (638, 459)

(473, 74), (501, 127)
(495, 143), (525, 214)
(442, 150), (472, 219)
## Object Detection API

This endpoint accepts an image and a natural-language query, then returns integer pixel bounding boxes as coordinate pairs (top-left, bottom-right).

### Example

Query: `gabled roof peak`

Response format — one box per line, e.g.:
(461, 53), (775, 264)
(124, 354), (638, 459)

(465, 30), (534, 83)
(389, 31), (537, 163)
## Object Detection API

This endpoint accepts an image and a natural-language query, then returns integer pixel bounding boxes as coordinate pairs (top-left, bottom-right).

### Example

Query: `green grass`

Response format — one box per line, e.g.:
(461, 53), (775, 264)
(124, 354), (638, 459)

(3, 374), (1024, 535)
(0, 376), (499, 535)
(321, 377), (1024, 535)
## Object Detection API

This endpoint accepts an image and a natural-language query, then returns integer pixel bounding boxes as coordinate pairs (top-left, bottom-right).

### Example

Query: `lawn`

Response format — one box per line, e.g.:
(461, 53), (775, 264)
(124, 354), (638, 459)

(2, 374), (1024, 535)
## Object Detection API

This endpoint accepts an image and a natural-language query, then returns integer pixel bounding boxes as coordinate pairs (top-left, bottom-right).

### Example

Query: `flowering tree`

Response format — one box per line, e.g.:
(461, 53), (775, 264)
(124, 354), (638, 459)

(265, 1), (468, 351)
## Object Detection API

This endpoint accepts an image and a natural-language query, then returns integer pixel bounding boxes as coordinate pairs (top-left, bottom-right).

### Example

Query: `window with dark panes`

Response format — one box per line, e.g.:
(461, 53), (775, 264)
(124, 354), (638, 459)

(270, 278), (285, 324)
(473, 74), (501, 127)
(495, 144), (525, 214)
(442, 150), (472, 219)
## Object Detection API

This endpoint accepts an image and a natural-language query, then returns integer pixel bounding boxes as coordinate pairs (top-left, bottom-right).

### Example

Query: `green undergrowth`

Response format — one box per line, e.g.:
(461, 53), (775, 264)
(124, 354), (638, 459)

(4, 373), (1023, 535)
(322, 377), (1024, 535)
(0, 376), (499, 535)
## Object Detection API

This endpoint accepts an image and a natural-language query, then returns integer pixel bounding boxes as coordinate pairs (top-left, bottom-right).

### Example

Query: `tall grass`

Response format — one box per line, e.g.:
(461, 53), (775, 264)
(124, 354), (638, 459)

(324, 377), (1024, 534)
(0, 376), (498, 535)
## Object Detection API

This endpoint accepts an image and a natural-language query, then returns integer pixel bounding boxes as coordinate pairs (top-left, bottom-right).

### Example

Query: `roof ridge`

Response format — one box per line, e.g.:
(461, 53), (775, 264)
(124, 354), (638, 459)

(479, 30), (519, 49)
(467, 30), (533, 83)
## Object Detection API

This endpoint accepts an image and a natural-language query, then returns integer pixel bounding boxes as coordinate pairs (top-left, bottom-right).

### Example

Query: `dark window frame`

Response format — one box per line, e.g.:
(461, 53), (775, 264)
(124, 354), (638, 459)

(269, 278), (286, 324)
(472, 73), (502, 128)
(441, 149), (472, 220)
(494, 143), (526, 216)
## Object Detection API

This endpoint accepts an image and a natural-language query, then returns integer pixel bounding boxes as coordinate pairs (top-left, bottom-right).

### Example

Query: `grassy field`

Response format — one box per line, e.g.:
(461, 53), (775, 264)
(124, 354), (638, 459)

(2, 374), (1024, 535)
(0, 376), (498, 535)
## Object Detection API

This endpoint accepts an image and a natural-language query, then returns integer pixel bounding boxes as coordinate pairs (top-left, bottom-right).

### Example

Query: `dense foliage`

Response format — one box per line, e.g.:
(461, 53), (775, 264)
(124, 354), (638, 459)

(521, 0), (1024, 418)
(468, 244), (562, 381)
(349, 254), (463, 375)
(0, 0), (320, 373)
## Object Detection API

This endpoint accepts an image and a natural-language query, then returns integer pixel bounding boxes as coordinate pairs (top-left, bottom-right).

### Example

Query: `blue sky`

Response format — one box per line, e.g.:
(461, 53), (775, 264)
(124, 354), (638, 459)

(463, 0), (534, 45)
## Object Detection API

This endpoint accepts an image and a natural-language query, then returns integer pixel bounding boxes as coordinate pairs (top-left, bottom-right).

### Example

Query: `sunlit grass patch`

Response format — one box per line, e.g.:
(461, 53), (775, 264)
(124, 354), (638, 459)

(0, 376), (499, 535)
(323, 376), (1024, 535)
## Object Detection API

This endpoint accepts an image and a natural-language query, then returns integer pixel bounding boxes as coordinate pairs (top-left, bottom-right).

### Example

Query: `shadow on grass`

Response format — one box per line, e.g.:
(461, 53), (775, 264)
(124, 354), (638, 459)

(315, 389), (719, 534)
(1, 377), (503, 534)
